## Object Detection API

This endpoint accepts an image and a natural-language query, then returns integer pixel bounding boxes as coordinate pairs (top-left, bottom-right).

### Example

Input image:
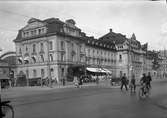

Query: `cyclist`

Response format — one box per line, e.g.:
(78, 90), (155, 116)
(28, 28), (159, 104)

(140, 73), (148, 95)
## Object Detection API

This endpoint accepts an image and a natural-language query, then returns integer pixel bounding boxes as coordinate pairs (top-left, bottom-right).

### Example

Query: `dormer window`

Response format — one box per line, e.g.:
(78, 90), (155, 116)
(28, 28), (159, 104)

(31, 31), (33, 35)
(38, 29), (41, 34)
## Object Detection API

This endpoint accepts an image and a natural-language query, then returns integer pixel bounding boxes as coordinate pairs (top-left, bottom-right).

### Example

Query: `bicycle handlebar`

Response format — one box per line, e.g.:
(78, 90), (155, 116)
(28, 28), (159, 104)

(0, 100), (11, 105)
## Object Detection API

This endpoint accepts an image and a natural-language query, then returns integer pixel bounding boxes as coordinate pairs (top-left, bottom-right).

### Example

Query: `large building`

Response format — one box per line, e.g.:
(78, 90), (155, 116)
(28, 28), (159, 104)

(99, 30), (148, 82)
(14, 17), (150, 86)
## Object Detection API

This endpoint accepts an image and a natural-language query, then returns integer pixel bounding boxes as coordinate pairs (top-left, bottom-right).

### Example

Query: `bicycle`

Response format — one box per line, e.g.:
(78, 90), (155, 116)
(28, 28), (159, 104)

(138, 83), (150, 99)
(0, 100), (14, 118)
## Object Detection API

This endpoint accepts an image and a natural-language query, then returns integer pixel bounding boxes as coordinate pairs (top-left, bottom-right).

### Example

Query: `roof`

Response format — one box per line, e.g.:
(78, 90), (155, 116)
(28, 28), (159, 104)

(84, 36), (116, 51)
(99, 30), (128, 45)
(13, 17), (82, 42)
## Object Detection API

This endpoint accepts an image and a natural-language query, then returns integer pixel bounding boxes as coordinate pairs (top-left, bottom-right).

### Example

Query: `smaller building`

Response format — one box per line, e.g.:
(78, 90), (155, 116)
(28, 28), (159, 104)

(0, 60), (10, 88)
(157, 50), (167, 79)
(0, 51), (17, 87)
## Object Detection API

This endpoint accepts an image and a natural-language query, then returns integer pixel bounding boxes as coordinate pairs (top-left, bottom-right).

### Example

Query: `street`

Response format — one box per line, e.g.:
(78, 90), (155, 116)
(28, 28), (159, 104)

(2, 79), (167, 118)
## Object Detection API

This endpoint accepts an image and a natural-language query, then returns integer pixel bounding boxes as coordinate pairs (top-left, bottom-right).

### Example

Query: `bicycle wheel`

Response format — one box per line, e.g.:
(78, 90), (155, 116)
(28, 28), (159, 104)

(1, 104), (14, 118)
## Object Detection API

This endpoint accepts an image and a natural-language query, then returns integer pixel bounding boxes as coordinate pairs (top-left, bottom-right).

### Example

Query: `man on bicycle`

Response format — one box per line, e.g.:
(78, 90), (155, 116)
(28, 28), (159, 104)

(140, 73), (148, 95)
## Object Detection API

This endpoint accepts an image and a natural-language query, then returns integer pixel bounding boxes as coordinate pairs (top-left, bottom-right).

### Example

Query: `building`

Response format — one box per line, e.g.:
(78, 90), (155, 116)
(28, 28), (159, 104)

(14, 17), (150, 86)
(14, 18), (89, 86)
(99, 30), (147, 82)
(0, 51), (17, 87)
(157, 50), (167, 79)
(145, 50), (158, 79)
(85, 36), (116, 77)
(0, 60), (10, 88)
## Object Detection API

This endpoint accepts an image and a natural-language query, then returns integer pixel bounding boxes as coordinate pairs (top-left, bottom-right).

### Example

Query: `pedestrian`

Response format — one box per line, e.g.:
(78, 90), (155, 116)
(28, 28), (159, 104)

(73, 76), (79, 88)
(96, 76), (99, 85)
(62, 77), (65, 86)
(147, 72), (152, 88)
(78, 76), (83, 88)
(120, 73), (128, 91)
(129, 74), (136, 92)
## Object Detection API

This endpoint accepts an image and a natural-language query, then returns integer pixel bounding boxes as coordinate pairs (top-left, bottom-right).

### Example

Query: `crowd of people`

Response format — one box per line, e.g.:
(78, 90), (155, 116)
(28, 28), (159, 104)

(120, 72), (152, 94)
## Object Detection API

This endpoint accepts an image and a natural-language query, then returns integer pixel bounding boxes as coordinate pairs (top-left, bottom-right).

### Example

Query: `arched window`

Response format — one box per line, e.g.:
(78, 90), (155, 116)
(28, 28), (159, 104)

(40, 55), (44, 62)
(41, 69), (45, 78)
(18, 57), (23, 64)
(32, 44), (36, 53)
(33, 69), (37, 78)
(32, 56), (36, 63)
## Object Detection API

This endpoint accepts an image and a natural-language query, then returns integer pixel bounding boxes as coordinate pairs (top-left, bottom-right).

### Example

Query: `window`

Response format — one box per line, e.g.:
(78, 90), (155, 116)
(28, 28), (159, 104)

(33, 69), (37, 78)
(32, 57), (36, 63)
(41, 69), (45, 78)
(49, 41), (53, 50)
(61, 41), (65, 50)
(40, 55), (44, 62)
(19, 48), (22, 54)
(61, 53), (64, 61)
(26, 70), (29, 78)
(49, 54), (53, 61)
(41, 28), (44, 33)
(26, 32), (29, 37)
(120, 71), (123, 77)
(31, 31), (33, 35)
(26, 46), (28, 52)
(34, 30), (36, 35)
(61, 68), (64, 76)
(40, 43), (44, 52)
(71, 43), (74, 50)
(72, 55), (74, 62)
(32, 44), (36, 53)
(119, 55), (122, 60)
(38, 29), (41, 34)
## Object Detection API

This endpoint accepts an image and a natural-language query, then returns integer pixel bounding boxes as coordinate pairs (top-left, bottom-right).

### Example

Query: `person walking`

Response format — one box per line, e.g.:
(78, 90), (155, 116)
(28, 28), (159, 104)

(62, 77), (66, 86)
(73, 76), (79, 88)
(120, 73), (128, 91)
(147, 72), (152, 89)
(129, 74), (136, 92)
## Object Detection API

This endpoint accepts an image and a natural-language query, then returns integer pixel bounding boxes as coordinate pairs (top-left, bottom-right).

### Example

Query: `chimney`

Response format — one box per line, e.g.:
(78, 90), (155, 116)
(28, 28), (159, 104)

(109, 29), (112, 32)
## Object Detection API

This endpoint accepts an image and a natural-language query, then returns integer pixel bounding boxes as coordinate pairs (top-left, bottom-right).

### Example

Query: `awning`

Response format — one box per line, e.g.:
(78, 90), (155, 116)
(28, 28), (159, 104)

(101, 68), (112, 74)
(86, 67), (101, 73)
(18, 57), (23, 61)
(86, 67), (112, 74)
(24, 56), (30, 61)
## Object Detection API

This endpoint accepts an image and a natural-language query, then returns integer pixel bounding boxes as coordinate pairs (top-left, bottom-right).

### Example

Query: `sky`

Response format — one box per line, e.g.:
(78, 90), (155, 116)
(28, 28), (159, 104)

(0, 0), (167, 55)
